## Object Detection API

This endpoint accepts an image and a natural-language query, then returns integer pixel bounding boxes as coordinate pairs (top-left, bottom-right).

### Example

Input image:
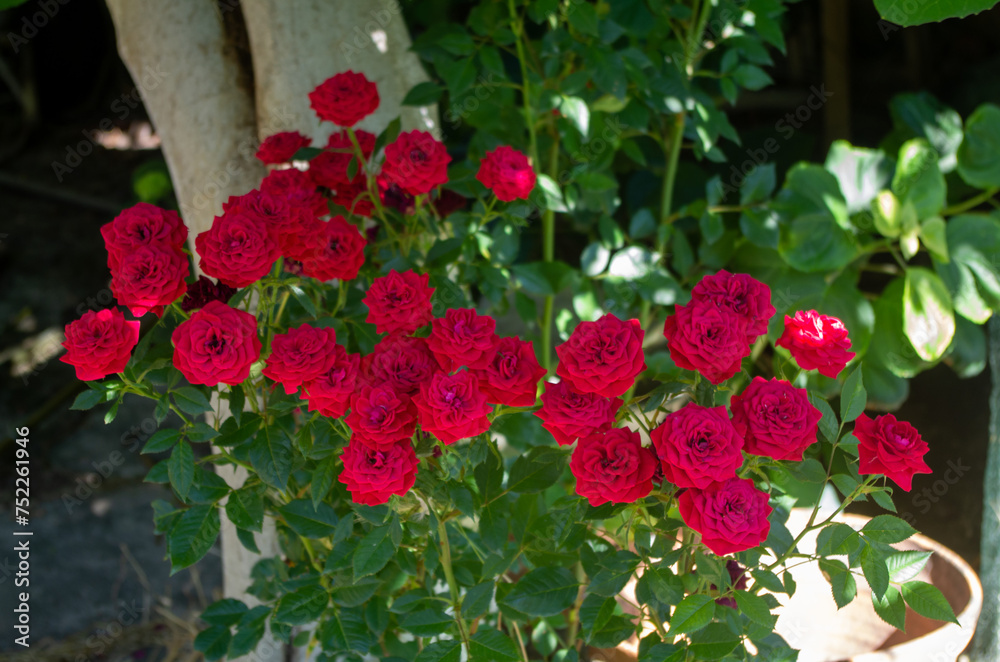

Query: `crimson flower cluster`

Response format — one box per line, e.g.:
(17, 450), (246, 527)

(59, 70), (934, 561)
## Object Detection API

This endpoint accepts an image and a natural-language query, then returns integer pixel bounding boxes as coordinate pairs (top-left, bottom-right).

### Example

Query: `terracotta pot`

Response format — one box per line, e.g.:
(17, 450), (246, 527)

(585, 512), (981, 662)
(773, 512), (982, 662)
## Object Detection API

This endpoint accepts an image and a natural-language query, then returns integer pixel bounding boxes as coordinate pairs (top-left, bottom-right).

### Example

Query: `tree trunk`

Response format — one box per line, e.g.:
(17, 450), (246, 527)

(971, 317), (1000, 660)
(104, 2), (433, 660)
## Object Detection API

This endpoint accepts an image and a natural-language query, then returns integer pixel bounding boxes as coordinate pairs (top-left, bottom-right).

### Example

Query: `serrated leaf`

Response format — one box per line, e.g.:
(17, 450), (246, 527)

(168, 504), (220, 573)
(225, 486), (264, 532)
(872, 586), (907, 631)
(499, 566), (577, 617)
(817, 522), (861, 556)
(194, 626), (231, 661)
(168, 440), (195, 500)
(901, 580), (959, 624)
(808, 393), (839, 443)
(820, 558), (857, 609)
(173, 386), (214, 415)
(402, 81), (444, 106)
(507, 447), (566, 493)
(279, 499), (338, 539)
(862, 514), (917, 543)
(887, 550), (932, 583)
(311, 454), (338, 509)
(142, 429), (181, 454)
(860, 544), (890, 600)
(229, 605), (269, 658)
(840, 365), (867, 422)
(274, 586), (328, 625)
(201, 598), (248, 626)
(70, 389), (105, 411)
(666, 594), (715, 635)
(353, 523), (398, 579)
(248, 426), (293, 491)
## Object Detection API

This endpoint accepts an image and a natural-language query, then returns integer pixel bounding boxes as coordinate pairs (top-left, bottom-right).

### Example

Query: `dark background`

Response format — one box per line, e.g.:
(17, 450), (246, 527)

(0, 0), (997, 654)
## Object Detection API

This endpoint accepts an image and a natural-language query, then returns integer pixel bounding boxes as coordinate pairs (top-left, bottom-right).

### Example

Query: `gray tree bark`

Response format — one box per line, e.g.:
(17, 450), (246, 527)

(104, 2), (433, 660)
(970, 316), (1000, 660)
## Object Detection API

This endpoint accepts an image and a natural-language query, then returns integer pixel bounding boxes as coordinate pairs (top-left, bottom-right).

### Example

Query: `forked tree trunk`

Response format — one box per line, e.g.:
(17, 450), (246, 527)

(104, 2), (433, 660)
(971, 317), (1000, 660)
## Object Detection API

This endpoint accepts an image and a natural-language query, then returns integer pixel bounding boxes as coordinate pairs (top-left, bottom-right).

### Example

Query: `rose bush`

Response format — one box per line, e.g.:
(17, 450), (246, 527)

(61, 0), (1000, 655)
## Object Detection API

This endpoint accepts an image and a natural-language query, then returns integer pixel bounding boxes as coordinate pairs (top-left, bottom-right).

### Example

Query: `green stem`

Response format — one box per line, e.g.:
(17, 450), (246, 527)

(540, 139), (560, 374)
(437, 515), (471, 648)
(942, 186), (999, 216)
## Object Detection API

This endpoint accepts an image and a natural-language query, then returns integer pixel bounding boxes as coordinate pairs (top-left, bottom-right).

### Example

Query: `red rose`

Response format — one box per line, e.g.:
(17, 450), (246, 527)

(101, 203), (187, 271)
(730, 377), (821, 461)
(535, 380), (623, 446)
(60, 308), (140, 381)
(222, 189), (323, 262)
(381, 130), (451, 196)
(775, 310), (856, 378)
(476, 146), (536, 202)
(363, 335), (437, 396)
(110, 244), (190, 317)
(855, 413), (931, 491)
(181, 276), (237, 312)
(256, 131), (311, 164)
(346, 383), (418, 450)
(473, 336), (547, 407)
(678, 477), (773, 556)
(690, 270), (775, 342)
(663, 299), (750, 384)
(379, 178), (415, 215)
(171, 301), (261, 386)
(309, 71), (380, 127)
(339, 438), (418, 506)
(570, 428), (657, 506)
(300, 216), (366, 282)
(651, 404), (744, 489)
(413, 371), (492, 445)
(555, 313), (646, 398)
(195, 209), (280, 289)
(426, 308), (501, 372)
(260, 167), (329, 217)
(302, 345), (360, 418)
(262, 324), (339, 395)
(311, 130), (377, 217)
(363, 269), (435, 335)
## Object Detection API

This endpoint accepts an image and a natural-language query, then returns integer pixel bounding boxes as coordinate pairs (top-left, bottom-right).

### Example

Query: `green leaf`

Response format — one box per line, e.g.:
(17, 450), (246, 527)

(773, 163), (850, 229)
(872, 586), (907, 631)
(816, 522), (861, 556)
(740, 163), (777, 205)
(229, 605), (269, 658)
(401, 608), (452, 636)
(734, 590), (777, 628)
(462, 581), (495, 619)
(958, 103), (1000, 188)
(820, 558), (857, 609)
(901, 580), (959, 624)
(688, 622), (740, 659)
(862, 514), (918, 543)
(581, 242), (611, 277)
(920, 217), (949, 263)
(732, 64), (773, 91)
(903, 267), (955, 361)
(414, 639), (463, 662)
(536, 174), (568, 212)
(887, 550), (932, 583)
(353, 522), (398, 579)
(499, 566), (578, 617)
(225, 487), (264, 532)
(142, 429), (182, 454)
(311, 454), (338, 509)
(778, 213), (858, 273)
(279, 499), (339, 539)
(826, 141), (893, 214)
(559, 95), (590, 136)
(512, 260), (576, 296)
(168, 505), (220, 573)
(889, 92), (963, 172)
(874, 0), (998, 26)
(248, 426), (293, 491)
(402, 81), (444, 106)
(892, 139), (947, 219)
(187, 422), (220, 443)
(840, 365), (867, 422)
(194, 626), (231, 661)
(469, 629), (521, 661)
(934, 214), (1000, 323)
(173, 386), (213, 416)
(507, 447), (566, 493)
(809, 393), (839, 443)
(860, 544), (891, 600)
(201, 599), (248, 626)
(274, 586), (328, 625)
(666, 594), (715, 635)
(319, 607), (373, 654)
(168, 440), (195, 500)
(70, 389), (105, 411)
